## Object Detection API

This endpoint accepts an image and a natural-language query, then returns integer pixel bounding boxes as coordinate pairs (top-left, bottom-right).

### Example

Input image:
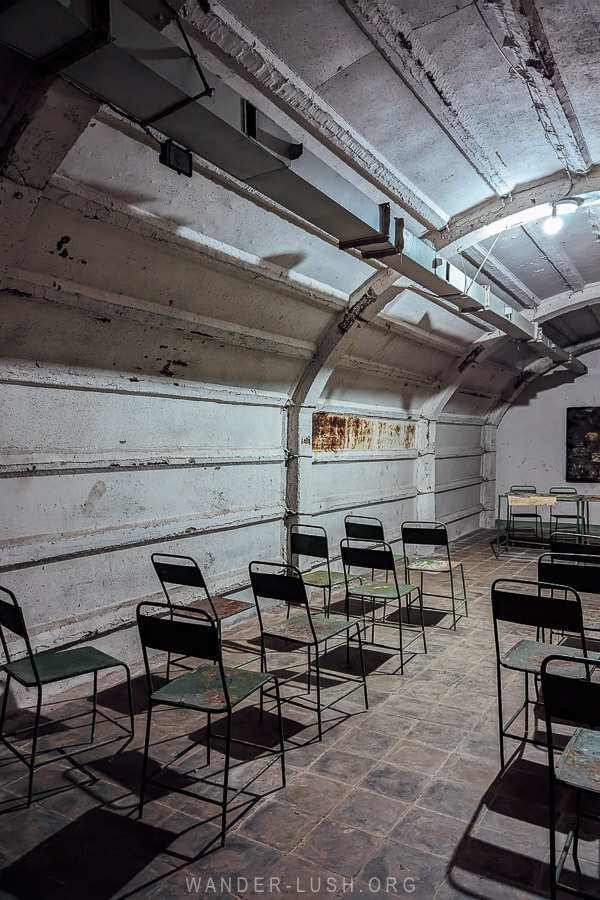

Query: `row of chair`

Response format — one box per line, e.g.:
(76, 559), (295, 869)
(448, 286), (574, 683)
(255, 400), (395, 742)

(0, 516), (466, 845)
(492, 534), (600, 898)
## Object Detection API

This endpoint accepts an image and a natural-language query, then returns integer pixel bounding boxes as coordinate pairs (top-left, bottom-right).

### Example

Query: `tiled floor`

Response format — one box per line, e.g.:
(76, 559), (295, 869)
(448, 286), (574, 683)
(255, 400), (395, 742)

(0, 530), (598, 899)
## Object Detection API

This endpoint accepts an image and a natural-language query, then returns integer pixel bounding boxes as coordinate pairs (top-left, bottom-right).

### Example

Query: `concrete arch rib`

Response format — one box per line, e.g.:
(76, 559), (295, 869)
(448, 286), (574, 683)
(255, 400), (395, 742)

(533, 282), (600, 324)
(284, 269), (406, 529)
(425, 165), (600, 254)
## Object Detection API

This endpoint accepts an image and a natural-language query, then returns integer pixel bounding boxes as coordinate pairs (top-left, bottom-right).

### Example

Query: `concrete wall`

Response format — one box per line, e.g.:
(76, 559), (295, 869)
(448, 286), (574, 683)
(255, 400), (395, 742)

(496, 348), (600, 513)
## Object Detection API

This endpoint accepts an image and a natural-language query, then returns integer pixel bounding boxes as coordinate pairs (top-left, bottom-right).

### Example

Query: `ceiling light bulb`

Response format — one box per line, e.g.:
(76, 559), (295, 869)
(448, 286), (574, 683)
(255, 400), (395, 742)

(542, 212), (563, 235)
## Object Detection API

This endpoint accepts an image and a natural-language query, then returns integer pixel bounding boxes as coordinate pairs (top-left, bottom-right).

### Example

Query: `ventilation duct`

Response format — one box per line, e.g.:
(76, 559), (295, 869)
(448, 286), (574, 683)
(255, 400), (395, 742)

(0, 0), (586, 376)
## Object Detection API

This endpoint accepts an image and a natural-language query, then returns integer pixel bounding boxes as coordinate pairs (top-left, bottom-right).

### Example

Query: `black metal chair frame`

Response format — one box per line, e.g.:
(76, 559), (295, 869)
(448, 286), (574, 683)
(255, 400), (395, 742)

(340, 538), (426, 674)
(151, 552), (253, 677)
(0, 585), (134, 807)
(248, 561), (368, 740)
(538, 551), (600, 636)
(344, 515), (405, 571)
(491, 577), (592, 769)
(137, 601), (285, 846)
(508, 484), (543, 544)
(550, 530), (600, 556)
(541, 653), (599, 900)
(549, 486), (581, 534)
(290, 523), (354, 617)
(401, 521), (467, 630)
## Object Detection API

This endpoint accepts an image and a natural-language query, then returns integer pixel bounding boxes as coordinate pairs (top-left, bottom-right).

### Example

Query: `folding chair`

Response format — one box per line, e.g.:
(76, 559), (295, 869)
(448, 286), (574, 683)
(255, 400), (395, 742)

(340, 538), (426, 674)
(538, 552), (600, 634)
(151, 552), (253, 677)
(137, 602), (285, 846)
(344, 515), (405, 569)
(550, 530), (600, 557)
(249, 562), (368, 740)
(541, 654), (599, 900)
(491, 577), (597, 769)
(401, 521), (467, 629)
(549, 486), (581, 534)
(508, 485), (543, 543)
(0, 586), (134, 807)
(290, 524), (353, 617)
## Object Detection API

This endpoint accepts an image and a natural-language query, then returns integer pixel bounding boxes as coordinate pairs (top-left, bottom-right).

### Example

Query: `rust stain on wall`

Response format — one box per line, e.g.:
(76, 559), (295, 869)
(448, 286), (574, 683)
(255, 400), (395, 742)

(312, 412), (416, 456)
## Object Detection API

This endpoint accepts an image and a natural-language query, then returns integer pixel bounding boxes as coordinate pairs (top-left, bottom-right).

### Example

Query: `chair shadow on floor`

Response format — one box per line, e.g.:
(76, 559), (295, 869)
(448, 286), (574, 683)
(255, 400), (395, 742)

(445, 749), (600, 899)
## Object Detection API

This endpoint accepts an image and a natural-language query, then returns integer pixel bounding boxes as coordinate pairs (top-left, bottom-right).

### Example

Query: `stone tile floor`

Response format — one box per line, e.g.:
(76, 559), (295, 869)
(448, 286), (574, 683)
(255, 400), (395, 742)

(0, 529), (599, 899)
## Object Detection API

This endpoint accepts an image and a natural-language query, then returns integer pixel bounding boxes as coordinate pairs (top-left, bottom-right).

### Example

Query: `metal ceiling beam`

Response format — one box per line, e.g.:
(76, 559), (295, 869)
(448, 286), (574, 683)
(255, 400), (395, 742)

(461, 244), (540, 311)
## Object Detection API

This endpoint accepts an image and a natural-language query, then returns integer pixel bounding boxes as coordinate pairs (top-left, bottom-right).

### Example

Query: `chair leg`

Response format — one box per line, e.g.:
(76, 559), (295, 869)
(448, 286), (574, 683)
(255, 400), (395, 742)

(139, 701), (153, 818)
(524, 672), (529, 737)
(307, 646), (311, 695)
(27, 689), (43, 808)
(573, 789), (582, 872)
(273, 678), (286, 787)
(460, 565), (468, 617)
(0, 672), (11, 744)
(124, 665), (135, 741)
(549, 765), (557, 900)
(313, 644), (322, 740)
(397, 603), (404, 675)
(496, 662), (505, 770)
(91, 670), (98, 742)
(449, 569), (457, 631)
(356, 624), (368, 710)
(418, 588), (427, 654)
(207, 712), (212, 765)
(221, 712), (232, 846)
(260, 636), (267, 674)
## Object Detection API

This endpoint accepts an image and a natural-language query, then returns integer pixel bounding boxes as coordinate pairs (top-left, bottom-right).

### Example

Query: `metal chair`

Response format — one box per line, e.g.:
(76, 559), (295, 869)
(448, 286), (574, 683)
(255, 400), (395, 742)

(344, 515), (405, 568)
(340, 538), (426, 673)
(290, 524), (356, 617)
(550, 530), (600, 557)
(401, 521), (467, 630)
(538, 551), (600, 635)
(549, 486), (581, 533)
(508, 484), (543, 543)
(491, 577), (596, 769)
(137, 602), (285, 846)
(249, 561), (368, 740)
(151, 552), (253, 676)
(541, 654), (599, 900)
(0, 586), (134, 807)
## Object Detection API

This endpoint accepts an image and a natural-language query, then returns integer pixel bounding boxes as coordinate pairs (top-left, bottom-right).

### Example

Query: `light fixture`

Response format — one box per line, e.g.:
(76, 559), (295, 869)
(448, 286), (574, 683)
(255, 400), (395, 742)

(542, 207), (563, 235)
(541, 196), (583, 234)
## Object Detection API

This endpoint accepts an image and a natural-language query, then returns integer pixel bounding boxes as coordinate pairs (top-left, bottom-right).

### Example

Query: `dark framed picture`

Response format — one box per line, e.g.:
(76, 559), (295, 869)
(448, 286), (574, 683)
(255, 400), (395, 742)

(566, 407), (600, 482)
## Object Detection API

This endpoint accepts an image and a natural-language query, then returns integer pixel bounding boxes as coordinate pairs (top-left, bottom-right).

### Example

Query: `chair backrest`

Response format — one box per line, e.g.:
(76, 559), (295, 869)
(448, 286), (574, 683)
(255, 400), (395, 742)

(549, 531), (600, 557)
(340, 538), (396, 574)
(344, 515), (385, 542)
(491, 578), (585, 639)
(510, 485), (537, 493)
(550, 486), (577, 496)
(290, 524), (328, 562)
(401, 521), (449, 549)
(538, 552), (600, 597)
(249, 561), (312, 636)
(0, 587), (42, 685)
(137, 602), (224, 694)
(541, 655), (600, 737)
(151, 553), (207, 594)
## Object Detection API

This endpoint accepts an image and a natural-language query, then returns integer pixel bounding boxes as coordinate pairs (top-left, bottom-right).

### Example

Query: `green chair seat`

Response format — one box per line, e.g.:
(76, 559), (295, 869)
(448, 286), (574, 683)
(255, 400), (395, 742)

(349, 581), (418, 599)
(501, 639), (600, 676)
(151, 663), (271, 711)
(265, 611), (362, 644)
(408, 557), (461, 573)
(7, 647), (127, 687)
(302, 569), (345, 587)
(555, 727), (600, 792)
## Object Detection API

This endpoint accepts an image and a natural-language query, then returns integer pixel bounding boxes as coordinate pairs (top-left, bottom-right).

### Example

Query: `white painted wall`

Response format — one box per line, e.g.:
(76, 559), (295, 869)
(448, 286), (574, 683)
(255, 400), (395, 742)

(496, 349), (600, 517)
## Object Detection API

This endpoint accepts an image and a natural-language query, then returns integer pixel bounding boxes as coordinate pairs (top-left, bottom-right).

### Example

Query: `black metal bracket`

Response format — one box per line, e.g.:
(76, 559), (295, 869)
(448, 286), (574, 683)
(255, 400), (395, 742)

(243, 101), (303, 160)
(338, 206), (404, 259)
